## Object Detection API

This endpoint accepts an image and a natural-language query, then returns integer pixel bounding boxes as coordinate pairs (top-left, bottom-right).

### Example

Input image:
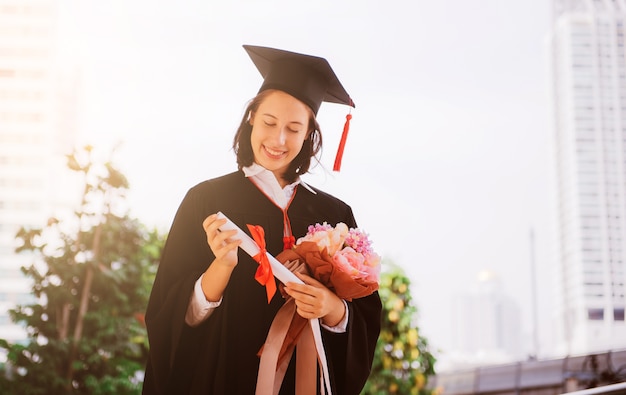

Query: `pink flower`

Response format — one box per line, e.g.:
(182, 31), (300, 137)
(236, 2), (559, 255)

(363, 252), (382, 282)
(334, 247), (381, 283)
(297, 222), (348, 256)
(296, 222), (380, 284)
(333, 247), (366, 278)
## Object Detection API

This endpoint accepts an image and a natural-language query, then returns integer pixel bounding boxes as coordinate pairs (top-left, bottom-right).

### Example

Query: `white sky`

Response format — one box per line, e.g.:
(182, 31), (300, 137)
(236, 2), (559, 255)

(58, 0), (556, 366)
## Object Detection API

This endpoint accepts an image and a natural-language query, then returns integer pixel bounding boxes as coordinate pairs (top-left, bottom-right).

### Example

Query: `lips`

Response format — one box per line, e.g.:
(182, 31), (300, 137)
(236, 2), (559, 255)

(263, 145), (286, 159)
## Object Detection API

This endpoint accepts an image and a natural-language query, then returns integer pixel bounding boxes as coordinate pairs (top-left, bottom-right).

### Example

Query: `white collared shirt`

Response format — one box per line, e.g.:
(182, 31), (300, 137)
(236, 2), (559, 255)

(185, 165), (348, 333)
(242, 162), (316, 209)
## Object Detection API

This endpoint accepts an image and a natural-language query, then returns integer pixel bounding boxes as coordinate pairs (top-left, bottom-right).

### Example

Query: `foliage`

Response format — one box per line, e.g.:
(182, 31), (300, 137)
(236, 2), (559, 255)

(362, 262), (437, 395)
(0, 146), (164, 395)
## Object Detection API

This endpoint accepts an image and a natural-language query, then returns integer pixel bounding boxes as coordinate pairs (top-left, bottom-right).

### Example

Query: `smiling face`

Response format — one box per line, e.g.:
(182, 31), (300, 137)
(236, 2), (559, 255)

(249, 90), (312, 187)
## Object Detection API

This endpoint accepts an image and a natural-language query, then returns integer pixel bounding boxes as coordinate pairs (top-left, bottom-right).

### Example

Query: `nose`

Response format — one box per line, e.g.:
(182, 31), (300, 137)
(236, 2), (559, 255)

(276, 127), (287, 145)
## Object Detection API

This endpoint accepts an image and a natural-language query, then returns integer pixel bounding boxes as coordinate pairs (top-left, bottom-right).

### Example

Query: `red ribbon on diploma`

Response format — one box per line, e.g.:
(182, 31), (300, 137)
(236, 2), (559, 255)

(247, 224), (277, 303)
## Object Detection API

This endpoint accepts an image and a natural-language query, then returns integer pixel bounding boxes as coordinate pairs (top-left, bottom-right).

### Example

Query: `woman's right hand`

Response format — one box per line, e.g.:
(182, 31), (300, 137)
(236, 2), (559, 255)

(202, 214), (241, 269)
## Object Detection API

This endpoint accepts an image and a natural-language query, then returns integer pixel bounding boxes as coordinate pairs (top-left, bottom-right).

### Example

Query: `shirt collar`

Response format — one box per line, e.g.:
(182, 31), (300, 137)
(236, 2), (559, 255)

(243, 163), (316, 194)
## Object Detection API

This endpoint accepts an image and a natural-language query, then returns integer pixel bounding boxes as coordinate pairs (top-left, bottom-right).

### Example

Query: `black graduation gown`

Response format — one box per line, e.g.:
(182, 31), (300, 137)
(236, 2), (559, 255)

(142, 171), (382, 395)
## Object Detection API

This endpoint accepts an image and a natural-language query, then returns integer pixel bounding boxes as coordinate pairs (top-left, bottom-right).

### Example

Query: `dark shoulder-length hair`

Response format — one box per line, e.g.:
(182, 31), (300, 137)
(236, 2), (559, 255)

(232, 89), (323, 184)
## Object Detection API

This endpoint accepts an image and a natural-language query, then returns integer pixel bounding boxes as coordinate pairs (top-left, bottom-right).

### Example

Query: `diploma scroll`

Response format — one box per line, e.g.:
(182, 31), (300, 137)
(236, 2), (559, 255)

(215, 211), (304, 286)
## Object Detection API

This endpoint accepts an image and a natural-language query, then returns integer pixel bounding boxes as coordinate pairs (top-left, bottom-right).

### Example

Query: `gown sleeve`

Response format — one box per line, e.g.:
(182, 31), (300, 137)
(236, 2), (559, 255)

(142, 186), (214, 394)
(330, 292), (382, 394)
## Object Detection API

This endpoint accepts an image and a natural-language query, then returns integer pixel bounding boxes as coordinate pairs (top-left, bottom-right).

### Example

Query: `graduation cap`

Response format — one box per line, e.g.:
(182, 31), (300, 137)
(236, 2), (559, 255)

(243, 44), (355, 171)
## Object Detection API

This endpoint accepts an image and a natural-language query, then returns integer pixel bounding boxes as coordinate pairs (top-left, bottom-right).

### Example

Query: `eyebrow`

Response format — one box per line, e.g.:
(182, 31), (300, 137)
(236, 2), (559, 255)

(261, 113), (305, 125)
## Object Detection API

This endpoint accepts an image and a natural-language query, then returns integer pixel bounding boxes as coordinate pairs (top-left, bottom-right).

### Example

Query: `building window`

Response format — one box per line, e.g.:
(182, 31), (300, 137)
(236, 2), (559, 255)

(588, 308), (604, 320)
(615, 308), (625, 321)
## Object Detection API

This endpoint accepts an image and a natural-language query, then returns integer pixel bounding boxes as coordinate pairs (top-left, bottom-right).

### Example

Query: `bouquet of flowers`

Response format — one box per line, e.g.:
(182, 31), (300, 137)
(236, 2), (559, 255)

(252, 223), (381, 394)
(277, 222), (381, 301)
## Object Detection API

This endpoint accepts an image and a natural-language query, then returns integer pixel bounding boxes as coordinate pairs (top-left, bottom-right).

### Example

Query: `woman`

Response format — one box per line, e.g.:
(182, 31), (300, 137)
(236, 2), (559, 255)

(142, 45), (382, 395)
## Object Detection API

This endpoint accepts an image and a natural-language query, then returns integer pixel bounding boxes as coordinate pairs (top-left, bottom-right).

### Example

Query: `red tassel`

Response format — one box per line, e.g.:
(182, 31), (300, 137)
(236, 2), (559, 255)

(333, 113), (352, 172)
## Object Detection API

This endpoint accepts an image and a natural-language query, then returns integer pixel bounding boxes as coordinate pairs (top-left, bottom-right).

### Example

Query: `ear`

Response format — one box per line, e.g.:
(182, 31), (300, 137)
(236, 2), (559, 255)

(248, 111), (255, 125)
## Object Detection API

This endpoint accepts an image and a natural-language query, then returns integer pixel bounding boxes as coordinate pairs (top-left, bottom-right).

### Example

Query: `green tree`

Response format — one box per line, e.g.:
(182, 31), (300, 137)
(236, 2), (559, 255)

(0, 145), (164, 395)
(362, 262), (437, 395)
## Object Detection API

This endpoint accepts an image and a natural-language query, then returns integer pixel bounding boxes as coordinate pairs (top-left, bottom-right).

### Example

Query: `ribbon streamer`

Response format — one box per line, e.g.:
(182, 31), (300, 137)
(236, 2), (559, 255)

(256, 289), (330, 395)
(283, 235), (295, 251)
(247, 224), (277, 303)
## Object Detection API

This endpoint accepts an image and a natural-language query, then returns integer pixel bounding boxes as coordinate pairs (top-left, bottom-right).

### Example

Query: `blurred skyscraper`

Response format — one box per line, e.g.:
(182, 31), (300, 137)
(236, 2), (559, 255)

(447, 270), (524, 370)
(0, 0), (77, 343)
(550, 0), (626, 354)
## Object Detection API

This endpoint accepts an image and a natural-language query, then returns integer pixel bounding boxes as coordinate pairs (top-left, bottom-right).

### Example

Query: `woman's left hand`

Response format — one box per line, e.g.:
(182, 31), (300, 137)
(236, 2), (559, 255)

(284, 273), (346, 327)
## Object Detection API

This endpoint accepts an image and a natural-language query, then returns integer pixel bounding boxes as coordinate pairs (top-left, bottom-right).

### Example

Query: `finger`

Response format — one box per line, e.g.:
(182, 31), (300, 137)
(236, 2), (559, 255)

(212, 239), (241, 262)
(285, 289), (322, 314)
(202, 214), (217, 231)
(214, 234), (241, 252)
(219, 240), (241, 255)
(204, 217), (227, 235)
(214, 229), (238, 245)
(204, 217), (237, 244)
(294, 300), (322, 318)
(203, 214), (229, 236)
(294, 272), (324, 287)
(285, 282), (318, 298)
(204, 215), (238, 242)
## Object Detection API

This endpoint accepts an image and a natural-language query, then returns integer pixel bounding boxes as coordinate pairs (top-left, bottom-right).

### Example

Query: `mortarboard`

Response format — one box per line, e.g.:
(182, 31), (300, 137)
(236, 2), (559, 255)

(243, 44), (355, 171)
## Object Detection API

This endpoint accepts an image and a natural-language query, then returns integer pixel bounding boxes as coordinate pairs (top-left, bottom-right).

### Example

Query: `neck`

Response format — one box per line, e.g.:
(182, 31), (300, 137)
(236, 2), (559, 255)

(273, 171), (288, 188)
